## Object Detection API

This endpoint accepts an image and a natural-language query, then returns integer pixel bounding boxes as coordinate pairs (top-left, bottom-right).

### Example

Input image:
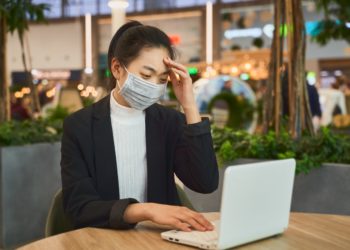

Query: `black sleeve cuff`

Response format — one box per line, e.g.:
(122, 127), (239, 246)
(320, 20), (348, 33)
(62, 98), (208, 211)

(184, 118), (211, 137)
(109, 198), (139, 229)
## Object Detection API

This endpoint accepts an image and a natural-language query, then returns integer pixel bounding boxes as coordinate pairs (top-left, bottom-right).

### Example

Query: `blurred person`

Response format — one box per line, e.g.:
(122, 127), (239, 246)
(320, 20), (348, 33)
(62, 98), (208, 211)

(319, 81), (347, 126)
(281, 69), (322, 130)
(37, 82), (51, 107)
(61, 21), (218, 233)
(335, 75), (347, 92)
(221, 78), (233, 93)
(306, 76), (322, 131)
(331, 81), (340, 90)
(11, 94), (33, 121)
(211, 99), (229, 129)
(330, 81), (343, 116)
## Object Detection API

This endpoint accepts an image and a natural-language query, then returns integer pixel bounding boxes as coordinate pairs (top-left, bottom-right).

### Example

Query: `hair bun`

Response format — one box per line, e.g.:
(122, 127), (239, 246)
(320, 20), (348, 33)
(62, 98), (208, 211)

(108, 20), (143, 68)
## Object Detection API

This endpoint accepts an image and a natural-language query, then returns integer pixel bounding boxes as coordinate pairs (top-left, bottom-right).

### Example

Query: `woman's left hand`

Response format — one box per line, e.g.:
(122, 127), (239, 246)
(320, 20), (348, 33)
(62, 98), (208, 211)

(163, 57), (201, 124)
(163, 57), (196, 110)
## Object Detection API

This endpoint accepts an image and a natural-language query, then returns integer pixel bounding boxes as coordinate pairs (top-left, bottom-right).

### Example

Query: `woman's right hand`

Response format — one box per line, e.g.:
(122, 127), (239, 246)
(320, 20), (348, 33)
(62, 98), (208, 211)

(123, 203), (214, 232)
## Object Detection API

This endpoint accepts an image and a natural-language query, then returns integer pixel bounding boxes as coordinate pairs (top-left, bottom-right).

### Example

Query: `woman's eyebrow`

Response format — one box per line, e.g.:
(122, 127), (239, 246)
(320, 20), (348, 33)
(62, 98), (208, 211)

(143, 65), (170, 75)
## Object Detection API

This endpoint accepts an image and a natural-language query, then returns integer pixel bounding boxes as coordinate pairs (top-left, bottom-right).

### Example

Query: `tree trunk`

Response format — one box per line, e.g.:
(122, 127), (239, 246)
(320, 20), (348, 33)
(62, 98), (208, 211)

(274, 0), (282, 136)
(285, 0), (294, 135)
(264, 0), (314, 138)
(18, 31), (41, 113)
(263, 1), (280, 133)
(294, 0), (314, 135)
(0, 15), (10, 122)
(290, 0), (314, 137)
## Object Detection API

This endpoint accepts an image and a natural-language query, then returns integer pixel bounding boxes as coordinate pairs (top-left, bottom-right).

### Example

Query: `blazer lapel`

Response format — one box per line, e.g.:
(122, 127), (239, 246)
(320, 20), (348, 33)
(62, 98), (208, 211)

(92, 95), (119, 200)
(145, 105), (168, 203)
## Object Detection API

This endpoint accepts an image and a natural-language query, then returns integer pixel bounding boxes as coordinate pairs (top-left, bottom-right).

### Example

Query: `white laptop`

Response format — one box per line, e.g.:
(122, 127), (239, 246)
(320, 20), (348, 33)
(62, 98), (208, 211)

(161, 159), (296, 249)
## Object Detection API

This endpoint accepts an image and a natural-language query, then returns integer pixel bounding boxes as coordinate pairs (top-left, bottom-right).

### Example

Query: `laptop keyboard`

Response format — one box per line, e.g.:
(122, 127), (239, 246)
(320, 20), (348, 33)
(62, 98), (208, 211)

(190, 230), (218, 242)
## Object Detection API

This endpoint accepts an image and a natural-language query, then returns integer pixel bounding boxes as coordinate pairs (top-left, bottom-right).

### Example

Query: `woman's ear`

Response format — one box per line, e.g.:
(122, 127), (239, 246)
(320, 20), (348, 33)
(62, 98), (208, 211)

(111, 58), (122, 80)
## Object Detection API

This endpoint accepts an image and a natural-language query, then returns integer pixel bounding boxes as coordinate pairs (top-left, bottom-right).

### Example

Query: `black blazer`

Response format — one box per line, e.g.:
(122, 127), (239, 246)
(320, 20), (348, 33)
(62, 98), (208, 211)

(61, 94), (219, 230)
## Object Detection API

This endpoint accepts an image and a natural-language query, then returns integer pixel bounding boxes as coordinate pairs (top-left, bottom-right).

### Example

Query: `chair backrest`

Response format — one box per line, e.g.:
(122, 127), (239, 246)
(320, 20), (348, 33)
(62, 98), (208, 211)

(45, 189), (74, 237)
(176, 184), (195, 210)
(46, 185), (195, 237)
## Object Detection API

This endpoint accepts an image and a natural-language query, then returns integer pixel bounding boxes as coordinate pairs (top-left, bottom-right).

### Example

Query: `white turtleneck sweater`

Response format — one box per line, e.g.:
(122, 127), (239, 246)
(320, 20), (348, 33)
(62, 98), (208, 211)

(110, 90), (147, 203)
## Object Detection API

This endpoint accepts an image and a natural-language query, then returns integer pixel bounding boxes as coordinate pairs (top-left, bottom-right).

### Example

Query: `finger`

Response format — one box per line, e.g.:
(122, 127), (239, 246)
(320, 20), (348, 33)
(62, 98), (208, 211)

(176, 212), (205, 231)
(176, 209), (209, 231)
(186, 218), (206, 231)
(191, 213), (214, 230)
(171, 67), (190, 80)
(181, 208), (214, 230)
(172, 219), (192, 232)
(168, 69), (179, 85)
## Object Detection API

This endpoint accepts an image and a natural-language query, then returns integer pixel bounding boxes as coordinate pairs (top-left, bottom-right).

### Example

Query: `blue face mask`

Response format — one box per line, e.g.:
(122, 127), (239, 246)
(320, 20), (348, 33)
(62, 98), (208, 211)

(117, 67), (168, 110)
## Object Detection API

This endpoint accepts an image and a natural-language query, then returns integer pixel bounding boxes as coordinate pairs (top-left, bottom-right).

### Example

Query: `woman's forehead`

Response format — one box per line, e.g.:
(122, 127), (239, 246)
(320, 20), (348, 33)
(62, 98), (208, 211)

(130, 47), (169, 73)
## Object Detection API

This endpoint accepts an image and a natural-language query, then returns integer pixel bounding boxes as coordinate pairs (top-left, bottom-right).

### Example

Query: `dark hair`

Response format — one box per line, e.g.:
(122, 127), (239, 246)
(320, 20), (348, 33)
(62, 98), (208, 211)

(107, 20), (176, 89)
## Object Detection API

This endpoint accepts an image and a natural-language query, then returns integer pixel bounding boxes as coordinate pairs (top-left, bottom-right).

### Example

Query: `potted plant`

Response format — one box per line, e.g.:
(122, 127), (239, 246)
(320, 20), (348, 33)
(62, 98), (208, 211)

(0, 106), (68, 248)
(0, 1), (55, 248)
(184, 126), (350, 215)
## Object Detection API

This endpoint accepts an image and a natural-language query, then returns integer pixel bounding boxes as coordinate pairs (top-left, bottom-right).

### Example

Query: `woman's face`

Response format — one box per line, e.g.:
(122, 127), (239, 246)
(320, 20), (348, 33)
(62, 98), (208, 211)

(111, 47), (170, 88)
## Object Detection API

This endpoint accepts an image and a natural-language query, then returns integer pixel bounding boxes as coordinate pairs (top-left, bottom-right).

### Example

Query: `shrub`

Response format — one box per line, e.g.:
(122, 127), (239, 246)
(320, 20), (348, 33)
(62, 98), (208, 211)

(212, 126), (350, 174)
(0, 106), (69, 146)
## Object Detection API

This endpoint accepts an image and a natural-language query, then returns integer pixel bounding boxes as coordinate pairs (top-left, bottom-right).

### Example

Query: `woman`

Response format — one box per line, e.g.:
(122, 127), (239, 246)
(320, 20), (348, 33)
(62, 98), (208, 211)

(61, 21), (219, 232)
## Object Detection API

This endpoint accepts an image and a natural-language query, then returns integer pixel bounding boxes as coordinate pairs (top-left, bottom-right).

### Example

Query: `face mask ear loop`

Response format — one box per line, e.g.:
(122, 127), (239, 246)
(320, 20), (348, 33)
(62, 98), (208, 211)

(123, 65), (130, 74)
(116, 78), (123, 94)
(117, 65), (129, 94)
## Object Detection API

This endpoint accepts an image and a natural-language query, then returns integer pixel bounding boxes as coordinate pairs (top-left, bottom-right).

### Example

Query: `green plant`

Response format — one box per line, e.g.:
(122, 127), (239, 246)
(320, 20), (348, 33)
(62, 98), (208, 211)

(212, 126), (350, 174)
(0, 105), (69, 146)
(312, 0), (350, 45)
(46, 105), (70, 122)
(81, 97), (95, 107)
(0, 119), (60, 146)
(207, 92), (255, 130)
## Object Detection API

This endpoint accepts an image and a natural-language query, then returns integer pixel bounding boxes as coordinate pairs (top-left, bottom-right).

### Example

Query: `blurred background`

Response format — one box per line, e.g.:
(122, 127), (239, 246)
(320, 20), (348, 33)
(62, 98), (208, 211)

(2, 0), (349, 132)
(0, 1), (350, 248)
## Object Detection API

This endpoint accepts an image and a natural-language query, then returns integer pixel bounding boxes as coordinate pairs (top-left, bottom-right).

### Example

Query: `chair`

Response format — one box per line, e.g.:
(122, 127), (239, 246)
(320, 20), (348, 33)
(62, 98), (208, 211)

(176, 184), (195, 210)
(45, 185), (195, 237)
(45, 189), (74, 237)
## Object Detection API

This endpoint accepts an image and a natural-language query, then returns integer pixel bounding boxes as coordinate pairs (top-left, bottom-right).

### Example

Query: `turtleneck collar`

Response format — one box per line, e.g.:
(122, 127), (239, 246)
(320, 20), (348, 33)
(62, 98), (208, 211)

(110, 89), (144, 120)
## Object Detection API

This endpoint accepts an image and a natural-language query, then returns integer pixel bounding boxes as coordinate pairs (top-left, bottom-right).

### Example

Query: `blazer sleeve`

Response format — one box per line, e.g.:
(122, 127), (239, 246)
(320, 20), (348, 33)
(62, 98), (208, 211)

(173, 115), (219, 193)
(61, 115), (138, 230)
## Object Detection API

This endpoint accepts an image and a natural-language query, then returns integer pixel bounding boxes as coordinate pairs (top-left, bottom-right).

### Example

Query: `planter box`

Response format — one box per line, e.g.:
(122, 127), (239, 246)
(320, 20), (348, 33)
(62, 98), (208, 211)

(184, 159), (350, 216)
(291, 163), (350, 215)
(0, 142), (61, 248)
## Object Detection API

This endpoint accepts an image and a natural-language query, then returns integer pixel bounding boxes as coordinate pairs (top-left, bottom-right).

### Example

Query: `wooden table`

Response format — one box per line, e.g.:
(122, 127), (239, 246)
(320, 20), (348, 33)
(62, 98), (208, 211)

(19, 213), (350, 250)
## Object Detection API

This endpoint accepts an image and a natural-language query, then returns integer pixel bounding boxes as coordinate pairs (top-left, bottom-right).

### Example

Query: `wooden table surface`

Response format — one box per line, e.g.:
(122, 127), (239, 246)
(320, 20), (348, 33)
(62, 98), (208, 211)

(19, 212), (350, 250)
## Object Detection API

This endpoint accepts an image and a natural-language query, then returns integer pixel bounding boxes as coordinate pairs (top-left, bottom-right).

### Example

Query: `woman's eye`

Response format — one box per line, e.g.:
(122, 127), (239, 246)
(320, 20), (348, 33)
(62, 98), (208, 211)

(141, 74), (151, 79)
(160, 79), (168, 83)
